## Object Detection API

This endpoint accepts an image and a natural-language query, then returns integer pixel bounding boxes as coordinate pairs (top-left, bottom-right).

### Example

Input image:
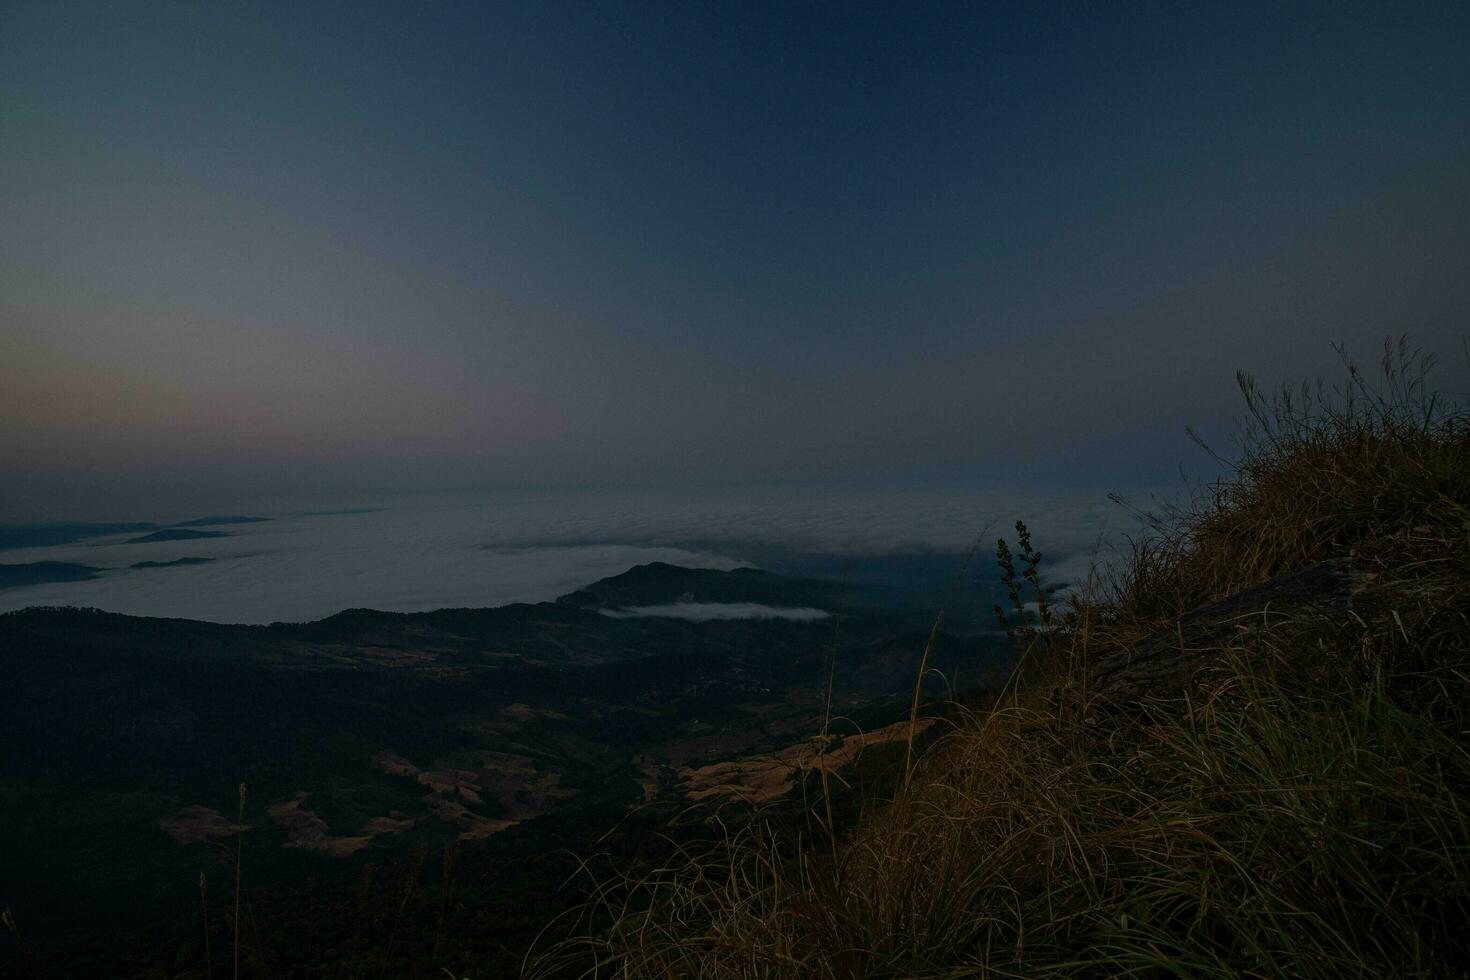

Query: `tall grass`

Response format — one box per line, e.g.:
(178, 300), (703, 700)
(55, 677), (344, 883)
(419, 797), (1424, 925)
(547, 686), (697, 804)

(1104, 337), (1468, 627)
(234, 782), (246, 980)
(201, 872), (213, 980)
(3, 907), (34, 978)
(526, 337), (1470, 978)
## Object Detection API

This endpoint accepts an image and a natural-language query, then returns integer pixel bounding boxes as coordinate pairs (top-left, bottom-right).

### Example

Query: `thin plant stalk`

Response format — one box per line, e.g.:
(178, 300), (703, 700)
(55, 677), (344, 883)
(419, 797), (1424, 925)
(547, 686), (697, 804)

(201, 872), (213, 980)
(815, 566), (847, 870)
(906, 536), (983, 791)
(234, 782), (246, 980)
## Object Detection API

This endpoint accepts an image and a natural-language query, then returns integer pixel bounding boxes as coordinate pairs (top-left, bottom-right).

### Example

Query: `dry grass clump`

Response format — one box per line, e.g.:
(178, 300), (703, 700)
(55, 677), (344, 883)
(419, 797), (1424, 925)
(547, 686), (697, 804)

(527, 338), (1470, 979)
(1106, 337), (1469, 627)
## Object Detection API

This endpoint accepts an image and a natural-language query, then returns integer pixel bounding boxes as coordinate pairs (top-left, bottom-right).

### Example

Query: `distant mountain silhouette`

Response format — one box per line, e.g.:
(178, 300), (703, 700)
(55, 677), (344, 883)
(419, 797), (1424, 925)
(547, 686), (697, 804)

(130, 557), (215, 569)
(170, 515), (269, 527)
(0, 522), (158, 550)
(125, 529), (230, 544)
(0, 561), (102, 589)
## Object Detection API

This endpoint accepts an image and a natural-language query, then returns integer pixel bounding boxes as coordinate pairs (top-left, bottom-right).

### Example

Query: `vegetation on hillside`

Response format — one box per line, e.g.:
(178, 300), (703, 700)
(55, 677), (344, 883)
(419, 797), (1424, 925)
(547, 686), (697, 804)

(1, 556), (1000, 977)
(531, 338), (1470, 978)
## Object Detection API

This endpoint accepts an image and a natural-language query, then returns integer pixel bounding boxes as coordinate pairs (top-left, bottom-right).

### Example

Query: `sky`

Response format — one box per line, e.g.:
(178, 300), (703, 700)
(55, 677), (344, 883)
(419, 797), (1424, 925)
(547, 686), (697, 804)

(3, 1), (1469, 518)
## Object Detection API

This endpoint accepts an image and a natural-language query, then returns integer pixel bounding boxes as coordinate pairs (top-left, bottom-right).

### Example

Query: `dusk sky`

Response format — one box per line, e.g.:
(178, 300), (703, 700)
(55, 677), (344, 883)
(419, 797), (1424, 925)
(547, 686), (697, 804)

(3, 2), (1469, 516)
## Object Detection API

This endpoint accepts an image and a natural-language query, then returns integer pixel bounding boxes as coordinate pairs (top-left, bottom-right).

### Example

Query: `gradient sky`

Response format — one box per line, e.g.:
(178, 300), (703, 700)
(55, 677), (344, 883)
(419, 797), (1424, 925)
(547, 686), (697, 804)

(3, 1), (1468, 517)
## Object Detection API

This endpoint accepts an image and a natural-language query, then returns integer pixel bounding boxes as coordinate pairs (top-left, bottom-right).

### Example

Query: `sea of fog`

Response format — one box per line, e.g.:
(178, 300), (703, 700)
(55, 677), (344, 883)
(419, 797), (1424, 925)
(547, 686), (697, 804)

(0, 483), (1136, 624)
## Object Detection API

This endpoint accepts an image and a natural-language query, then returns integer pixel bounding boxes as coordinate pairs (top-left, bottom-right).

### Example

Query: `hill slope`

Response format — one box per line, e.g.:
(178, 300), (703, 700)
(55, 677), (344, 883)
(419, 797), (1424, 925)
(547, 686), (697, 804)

(0, 562), (1006, 977)
(538, 341), (1470, 978)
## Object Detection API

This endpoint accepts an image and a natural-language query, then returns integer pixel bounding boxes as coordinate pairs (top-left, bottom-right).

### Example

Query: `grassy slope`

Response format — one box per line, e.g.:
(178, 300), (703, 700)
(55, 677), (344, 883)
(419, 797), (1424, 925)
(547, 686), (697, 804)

(533, 338), (1470, 978)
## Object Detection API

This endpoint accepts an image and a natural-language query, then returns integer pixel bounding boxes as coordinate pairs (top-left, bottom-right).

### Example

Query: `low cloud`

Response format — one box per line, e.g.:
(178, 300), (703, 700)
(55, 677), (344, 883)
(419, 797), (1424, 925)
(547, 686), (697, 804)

(599, 602), (831, 622)
(0, 482), (1139, 624)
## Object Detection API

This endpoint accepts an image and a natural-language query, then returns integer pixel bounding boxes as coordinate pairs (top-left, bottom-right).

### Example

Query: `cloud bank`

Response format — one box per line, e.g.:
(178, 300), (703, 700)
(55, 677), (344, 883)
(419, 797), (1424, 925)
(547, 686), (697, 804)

(0, 481), (1130, 624)
(599, 602), (831, 622)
